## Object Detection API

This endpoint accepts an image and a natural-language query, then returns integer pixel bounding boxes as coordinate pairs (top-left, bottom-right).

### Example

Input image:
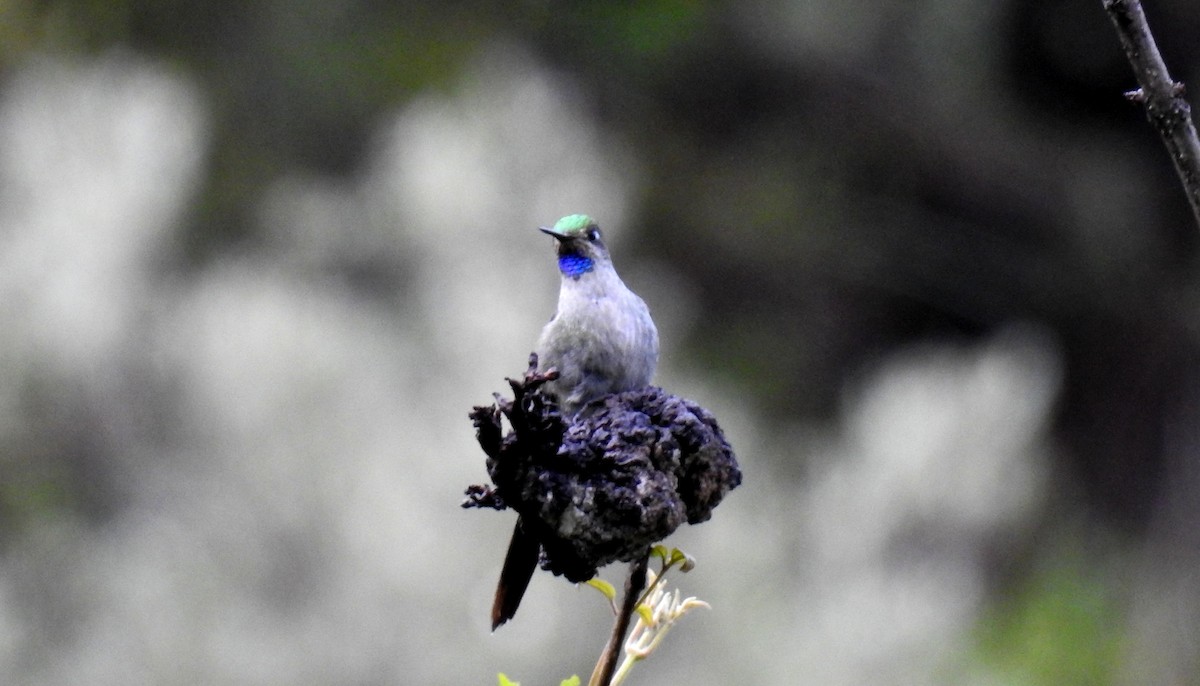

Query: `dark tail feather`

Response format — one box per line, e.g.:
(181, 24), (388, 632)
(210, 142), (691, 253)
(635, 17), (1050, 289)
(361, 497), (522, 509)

(491, 518), (540, 630)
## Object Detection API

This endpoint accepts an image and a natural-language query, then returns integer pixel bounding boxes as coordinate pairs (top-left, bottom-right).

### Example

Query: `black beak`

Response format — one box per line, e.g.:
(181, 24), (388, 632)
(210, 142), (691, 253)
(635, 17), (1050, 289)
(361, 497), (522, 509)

(539, 226), (570, 241)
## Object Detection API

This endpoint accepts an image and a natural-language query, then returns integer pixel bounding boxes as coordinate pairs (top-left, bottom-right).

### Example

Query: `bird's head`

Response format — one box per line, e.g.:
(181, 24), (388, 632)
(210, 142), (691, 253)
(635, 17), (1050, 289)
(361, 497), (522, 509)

(540, 214), (612, 279)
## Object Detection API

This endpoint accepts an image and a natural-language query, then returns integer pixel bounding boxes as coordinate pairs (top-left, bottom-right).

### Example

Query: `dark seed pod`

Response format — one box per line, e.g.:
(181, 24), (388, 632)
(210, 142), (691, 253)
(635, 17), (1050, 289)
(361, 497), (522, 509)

(464, 359), (741, 582)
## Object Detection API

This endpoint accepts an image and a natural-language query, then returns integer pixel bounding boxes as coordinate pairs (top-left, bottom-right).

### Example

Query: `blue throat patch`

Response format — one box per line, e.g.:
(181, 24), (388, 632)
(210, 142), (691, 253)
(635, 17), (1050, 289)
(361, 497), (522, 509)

(558, 253), (594, 279)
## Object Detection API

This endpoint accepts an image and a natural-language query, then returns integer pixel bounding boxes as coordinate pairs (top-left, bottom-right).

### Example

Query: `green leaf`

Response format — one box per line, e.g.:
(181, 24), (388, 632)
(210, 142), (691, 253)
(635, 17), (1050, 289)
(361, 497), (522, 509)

(669, 548), (687, 567)
(650, 544), (671, 564)
(586, 578), (617, 602)
(560, 677), (581, 686)
(498, 673), (519, 686)
(635, 603), (656, 626)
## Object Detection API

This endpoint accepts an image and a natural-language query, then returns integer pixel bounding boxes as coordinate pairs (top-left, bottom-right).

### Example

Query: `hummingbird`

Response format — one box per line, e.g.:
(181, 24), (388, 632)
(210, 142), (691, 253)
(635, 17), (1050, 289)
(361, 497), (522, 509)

(491, 214), (660, 629)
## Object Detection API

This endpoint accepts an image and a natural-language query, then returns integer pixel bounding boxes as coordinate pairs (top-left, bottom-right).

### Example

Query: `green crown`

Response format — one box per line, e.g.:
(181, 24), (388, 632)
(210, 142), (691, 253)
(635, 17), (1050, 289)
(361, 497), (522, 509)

(553, 214), (597, 234)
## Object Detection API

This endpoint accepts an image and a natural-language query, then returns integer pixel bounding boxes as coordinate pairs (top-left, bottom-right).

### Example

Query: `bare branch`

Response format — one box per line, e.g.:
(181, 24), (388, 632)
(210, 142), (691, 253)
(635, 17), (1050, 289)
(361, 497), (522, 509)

(1103, 0), (1200, 231)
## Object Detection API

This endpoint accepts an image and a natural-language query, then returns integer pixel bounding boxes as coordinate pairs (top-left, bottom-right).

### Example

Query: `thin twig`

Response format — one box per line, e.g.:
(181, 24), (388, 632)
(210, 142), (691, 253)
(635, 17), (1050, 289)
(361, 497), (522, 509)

(589, 554), (649, 686)
(1102, 0), (1200, 231)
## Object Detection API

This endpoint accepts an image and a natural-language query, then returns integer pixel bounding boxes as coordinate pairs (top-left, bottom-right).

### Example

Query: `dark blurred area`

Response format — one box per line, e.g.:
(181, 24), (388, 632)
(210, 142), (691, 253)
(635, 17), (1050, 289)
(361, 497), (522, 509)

(3, 0), (1200, 683)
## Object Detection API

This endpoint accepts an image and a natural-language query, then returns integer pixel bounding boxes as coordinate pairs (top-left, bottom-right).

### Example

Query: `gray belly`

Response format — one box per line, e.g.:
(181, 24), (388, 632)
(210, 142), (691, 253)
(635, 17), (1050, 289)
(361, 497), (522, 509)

(536, 304), (658, 412)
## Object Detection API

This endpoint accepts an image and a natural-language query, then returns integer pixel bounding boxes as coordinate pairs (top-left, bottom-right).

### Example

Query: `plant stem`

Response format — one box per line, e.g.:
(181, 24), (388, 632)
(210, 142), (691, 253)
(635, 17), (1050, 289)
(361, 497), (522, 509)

(589, 554), (649, 686)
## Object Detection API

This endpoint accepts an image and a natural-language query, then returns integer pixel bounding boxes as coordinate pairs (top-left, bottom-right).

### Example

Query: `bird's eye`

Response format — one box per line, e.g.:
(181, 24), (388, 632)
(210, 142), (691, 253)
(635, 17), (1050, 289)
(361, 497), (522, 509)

(587, 228), (600, 241)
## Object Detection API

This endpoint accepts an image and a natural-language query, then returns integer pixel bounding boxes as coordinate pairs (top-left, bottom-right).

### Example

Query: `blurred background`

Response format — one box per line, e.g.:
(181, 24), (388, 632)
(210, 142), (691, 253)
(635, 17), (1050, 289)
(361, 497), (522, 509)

(2, 0), (1199, 684)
